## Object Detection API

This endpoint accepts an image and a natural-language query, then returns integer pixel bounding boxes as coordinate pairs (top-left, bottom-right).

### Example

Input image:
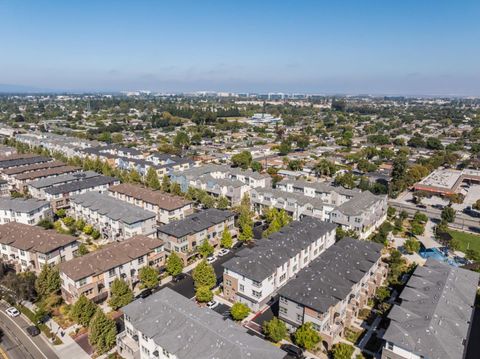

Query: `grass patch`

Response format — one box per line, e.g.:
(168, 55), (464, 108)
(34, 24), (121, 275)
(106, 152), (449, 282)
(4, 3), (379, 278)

(344, 327), (366, 344)
(448, 229), (480, 253)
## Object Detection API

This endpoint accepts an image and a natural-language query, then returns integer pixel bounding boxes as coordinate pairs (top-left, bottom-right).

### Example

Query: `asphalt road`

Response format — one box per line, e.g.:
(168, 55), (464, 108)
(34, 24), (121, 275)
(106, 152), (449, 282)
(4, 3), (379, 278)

(0, 302), (58, 359)
(163, 246), (242, 299)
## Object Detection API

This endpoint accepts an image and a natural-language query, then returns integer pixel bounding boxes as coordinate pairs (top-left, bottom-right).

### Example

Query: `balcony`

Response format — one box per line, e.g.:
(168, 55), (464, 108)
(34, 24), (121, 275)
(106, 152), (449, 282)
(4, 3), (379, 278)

(117, 332), (140, 359)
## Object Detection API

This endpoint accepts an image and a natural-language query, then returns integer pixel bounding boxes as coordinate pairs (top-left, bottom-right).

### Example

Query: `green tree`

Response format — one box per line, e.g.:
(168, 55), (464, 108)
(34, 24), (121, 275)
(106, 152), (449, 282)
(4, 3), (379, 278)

(145, 167), (160, 190)
(192, 260), (216, 289)
(441, 206), (456, 223)
(231, 151), (253, 170)
(278, 140), (292, 155)
(216, 196), (229, 210)
(262, 317), (287, 342)
(387, 206), (396, 219)
(108, 278), (134, 310)
(173, 131), (190, 150)
(88, 308), (117, 354)
(83, 224), (94, 235)
(197, 240), (214, 258)
(139, 266), (159, 289)
(77, 243), (89, 256)
(314, 159), (337, 177)
(334, 172), (356, 189)
(195, 285), (213, 303)
(220, 227), (233, 248)
(37, 218), (54, 229)
(410, 222), (425, 236)
(129, 169), (142, 184)
(230, 302), (250, 321)
(69, 295), (97, 327)
(35, 264), (60, 298)
(91, 229), (101, 240)
(413, 211), (428, 223)
(161, 175), (171, 192)
(166, 252), (184, 276)
(75, 219), (86, 231)
(375, 286), (391, 303)
(55, 209), (66, 218)
(293, 322), (321, 351)
(331, 342), (355, 359)
(250, 161), (263, 172)
(404, 238), (421, 254)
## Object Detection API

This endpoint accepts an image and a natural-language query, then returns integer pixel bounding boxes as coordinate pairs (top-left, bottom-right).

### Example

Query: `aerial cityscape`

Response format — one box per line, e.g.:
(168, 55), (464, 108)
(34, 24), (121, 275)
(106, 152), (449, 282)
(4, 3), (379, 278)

(0, 1), (479, 359)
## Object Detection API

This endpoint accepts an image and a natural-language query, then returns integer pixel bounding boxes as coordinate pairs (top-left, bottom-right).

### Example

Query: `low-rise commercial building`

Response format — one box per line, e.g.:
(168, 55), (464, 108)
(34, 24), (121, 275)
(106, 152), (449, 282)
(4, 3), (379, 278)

(157, 208), (235, 264)
(0, 222), (78, 273)
(108, 183), (193, 224)
(382, 259), (479, 359)
(59, 236), (165, 304)
(117, 287), (285, 359)
(222, 218), (337, 311)
(0, 198), (52, 225)
(70, 192), (157, 241)
(278, 238), (386, 349)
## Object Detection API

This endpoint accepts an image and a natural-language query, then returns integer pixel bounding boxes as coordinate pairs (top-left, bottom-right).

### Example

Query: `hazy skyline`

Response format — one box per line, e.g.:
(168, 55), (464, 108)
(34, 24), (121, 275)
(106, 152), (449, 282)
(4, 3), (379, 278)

(1, 0), (479, 95)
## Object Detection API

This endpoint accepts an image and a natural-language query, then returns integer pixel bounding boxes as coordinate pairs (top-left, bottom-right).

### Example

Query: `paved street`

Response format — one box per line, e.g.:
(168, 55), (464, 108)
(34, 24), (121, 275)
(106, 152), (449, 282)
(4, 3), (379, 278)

(163, 246), (243, 299)
(0, 302), (58, 359)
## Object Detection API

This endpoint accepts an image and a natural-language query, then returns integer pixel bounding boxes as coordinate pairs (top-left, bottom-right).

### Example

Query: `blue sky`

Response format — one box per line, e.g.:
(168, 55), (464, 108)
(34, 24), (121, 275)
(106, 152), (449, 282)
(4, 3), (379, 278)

(0, 0), (479, 95)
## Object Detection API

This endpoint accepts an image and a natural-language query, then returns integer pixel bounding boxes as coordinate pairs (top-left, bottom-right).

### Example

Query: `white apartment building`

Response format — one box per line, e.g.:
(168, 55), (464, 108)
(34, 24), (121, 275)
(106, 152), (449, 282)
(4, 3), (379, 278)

(0, 198), (52, 225)
(0, 222), (78, 273)
(222, 218), (337, 311)
(70, 191), (157, 241)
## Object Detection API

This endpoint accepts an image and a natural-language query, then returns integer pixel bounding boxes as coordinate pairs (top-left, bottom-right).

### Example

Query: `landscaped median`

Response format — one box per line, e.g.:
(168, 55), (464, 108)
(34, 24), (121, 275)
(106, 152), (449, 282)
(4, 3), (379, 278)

(15, 304), (63, 345)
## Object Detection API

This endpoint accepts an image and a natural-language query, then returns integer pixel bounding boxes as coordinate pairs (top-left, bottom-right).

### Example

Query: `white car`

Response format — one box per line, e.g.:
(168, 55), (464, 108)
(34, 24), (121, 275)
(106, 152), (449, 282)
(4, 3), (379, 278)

(6, 307), (20, 317)
(206, 256), (217, 264)
(218, 248), (230, 257)
(207, 300), (219, 309)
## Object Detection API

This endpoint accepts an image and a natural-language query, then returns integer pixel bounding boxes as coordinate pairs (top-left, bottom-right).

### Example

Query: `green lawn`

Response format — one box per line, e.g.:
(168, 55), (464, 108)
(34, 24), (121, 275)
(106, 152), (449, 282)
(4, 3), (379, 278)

(448, 229), (480, 253)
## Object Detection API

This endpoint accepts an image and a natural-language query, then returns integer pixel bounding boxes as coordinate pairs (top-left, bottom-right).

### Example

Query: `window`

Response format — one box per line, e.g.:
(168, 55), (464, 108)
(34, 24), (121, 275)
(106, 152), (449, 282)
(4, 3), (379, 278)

(138, 256), (144, 265)
(252, 290), (262, 298)
(296, 314), (303, 322)
(239, 284), (244, 292)
(279, 306), (288, 315)
(109, 268), (116, 277)
(225, 279), (232, 286)
(279, 273), (286, 282)
(20, 250), (25, 256)
(78, 278), (87, 286)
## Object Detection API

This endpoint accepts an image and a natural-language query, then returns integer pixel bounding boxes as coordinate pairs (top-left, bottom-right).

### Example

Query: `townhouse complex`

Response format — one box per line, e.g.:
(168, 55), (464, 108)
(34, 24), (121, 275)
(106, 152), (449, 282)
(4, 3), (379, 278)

(59, 236), (165, 304)
(382, 259), (479, 359)
(70, 191), (157, 241)
(108, 183), (193, 224)
(0, 222), (78, 273)
(117, 287), (285, 359)
(222, 218), (337, 311)
(170, 164), (271, 206)
(0, 197), (51, 225)
(278, 238), (386, 349)
(157, 208), (235, 264)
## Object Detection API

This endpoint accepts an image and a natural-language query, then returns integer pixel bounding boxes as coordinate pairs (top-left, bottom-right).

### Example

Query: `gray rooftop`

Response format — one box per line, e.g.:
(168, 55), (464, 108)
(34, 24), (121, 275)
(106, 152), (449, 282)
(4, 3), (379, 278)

(278, 178), (360, 197)
(383, 259), (479, 359)
(157, 208), (234, 238)
(70, 191), (155, 225)
(0, 198), (50, 213)
(44, 175), (117, 195)
(335, 191), (385, 216)
(223, 218), (337, 282)
(252, 187), (325, 208)
(278, 238), (383, 313)
(28, 170), (100, 189)
(121, 287), (285, 359)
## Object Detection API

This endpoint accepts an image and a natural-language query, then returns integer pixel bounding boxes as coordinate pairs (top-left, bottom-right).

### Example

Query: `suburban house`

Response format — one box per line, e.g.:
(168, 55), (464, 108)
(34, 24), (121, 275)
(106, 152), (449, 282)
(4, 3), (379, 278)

(70, 192), (157, 241)
(278, 238), (386, 349)
(157, 208), (235, 265)
(222, 218), (337, 311)
(0, 222), (78, 273)
(11, 165), (80, 192)
(382, 259), (479, 359)
(59, 236), (165, 304)
(108, 183), (193, 224)
(117, 287), (285, 359)
(0, 198), (52, 225)
(0, 154), (51, 171)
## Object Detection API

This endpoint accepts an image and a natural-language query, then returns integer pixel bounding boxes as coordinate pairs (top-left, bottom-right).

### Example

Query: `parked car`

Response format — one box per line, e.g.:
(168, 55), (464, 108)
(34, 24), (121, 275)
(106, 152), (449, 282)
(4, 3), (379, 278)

(218, 248), (230, 257)
(432, 204), (444, 210)
(280, 344), (305, 359)
(463, 206), (480, 218)
(233, 241), (243, 249)
(135, 288), (153, 299)
(206, 300), (219, 309)
(26, 325), (40, 337)
(6, 307), (20, 317)
(207, 256), (217, 264)
(416, 204), (427, 209)
(172, 273), (186, 282)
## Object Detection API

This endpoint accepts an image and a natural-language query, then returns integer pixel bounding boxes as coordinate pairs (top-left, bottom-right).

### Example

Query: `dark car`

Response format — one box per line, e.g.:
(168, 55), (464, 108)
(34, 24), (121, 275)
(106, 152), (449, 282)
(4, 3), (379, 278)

(26, 326), (40, 337)
(172, 273), (186, 282)
(432, 204), (444, 210)
(416, 204), (427, 209)
(135, 288), (152, 299)
(280, 344), (305, 359)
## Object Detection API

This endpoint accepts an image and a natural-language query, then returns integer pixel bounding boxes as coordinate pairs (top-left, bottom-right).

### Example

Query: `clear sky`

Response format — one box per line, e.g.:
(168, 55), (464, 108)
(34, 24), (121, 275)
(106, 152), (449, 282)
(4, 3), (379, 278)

(1, 0), (479, 95)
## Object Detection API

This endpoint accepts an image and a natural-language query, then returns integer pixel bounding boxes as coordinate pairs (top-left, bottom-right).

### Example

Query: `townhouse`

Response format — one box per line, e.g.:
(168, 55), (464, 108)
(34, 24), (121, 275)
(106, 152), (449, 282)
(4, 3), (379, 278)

(275, 179), (387, 239)
(0, 198), (52, 225)
(108, 183), (193, 224)
(59, 236), (165, 304)
(70, 192), (157, 241)
(278, 238), (386, 349)
(382, 259), (479, 359)
(0, 222), (78, 273)
(222, 218), (337, 311)
(1, 160), (65, 181)
(157, 208), (235, 265)
(0, 154), (51, 171)
(11, 165), (80, 192)
(117, 287), (285, 359)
